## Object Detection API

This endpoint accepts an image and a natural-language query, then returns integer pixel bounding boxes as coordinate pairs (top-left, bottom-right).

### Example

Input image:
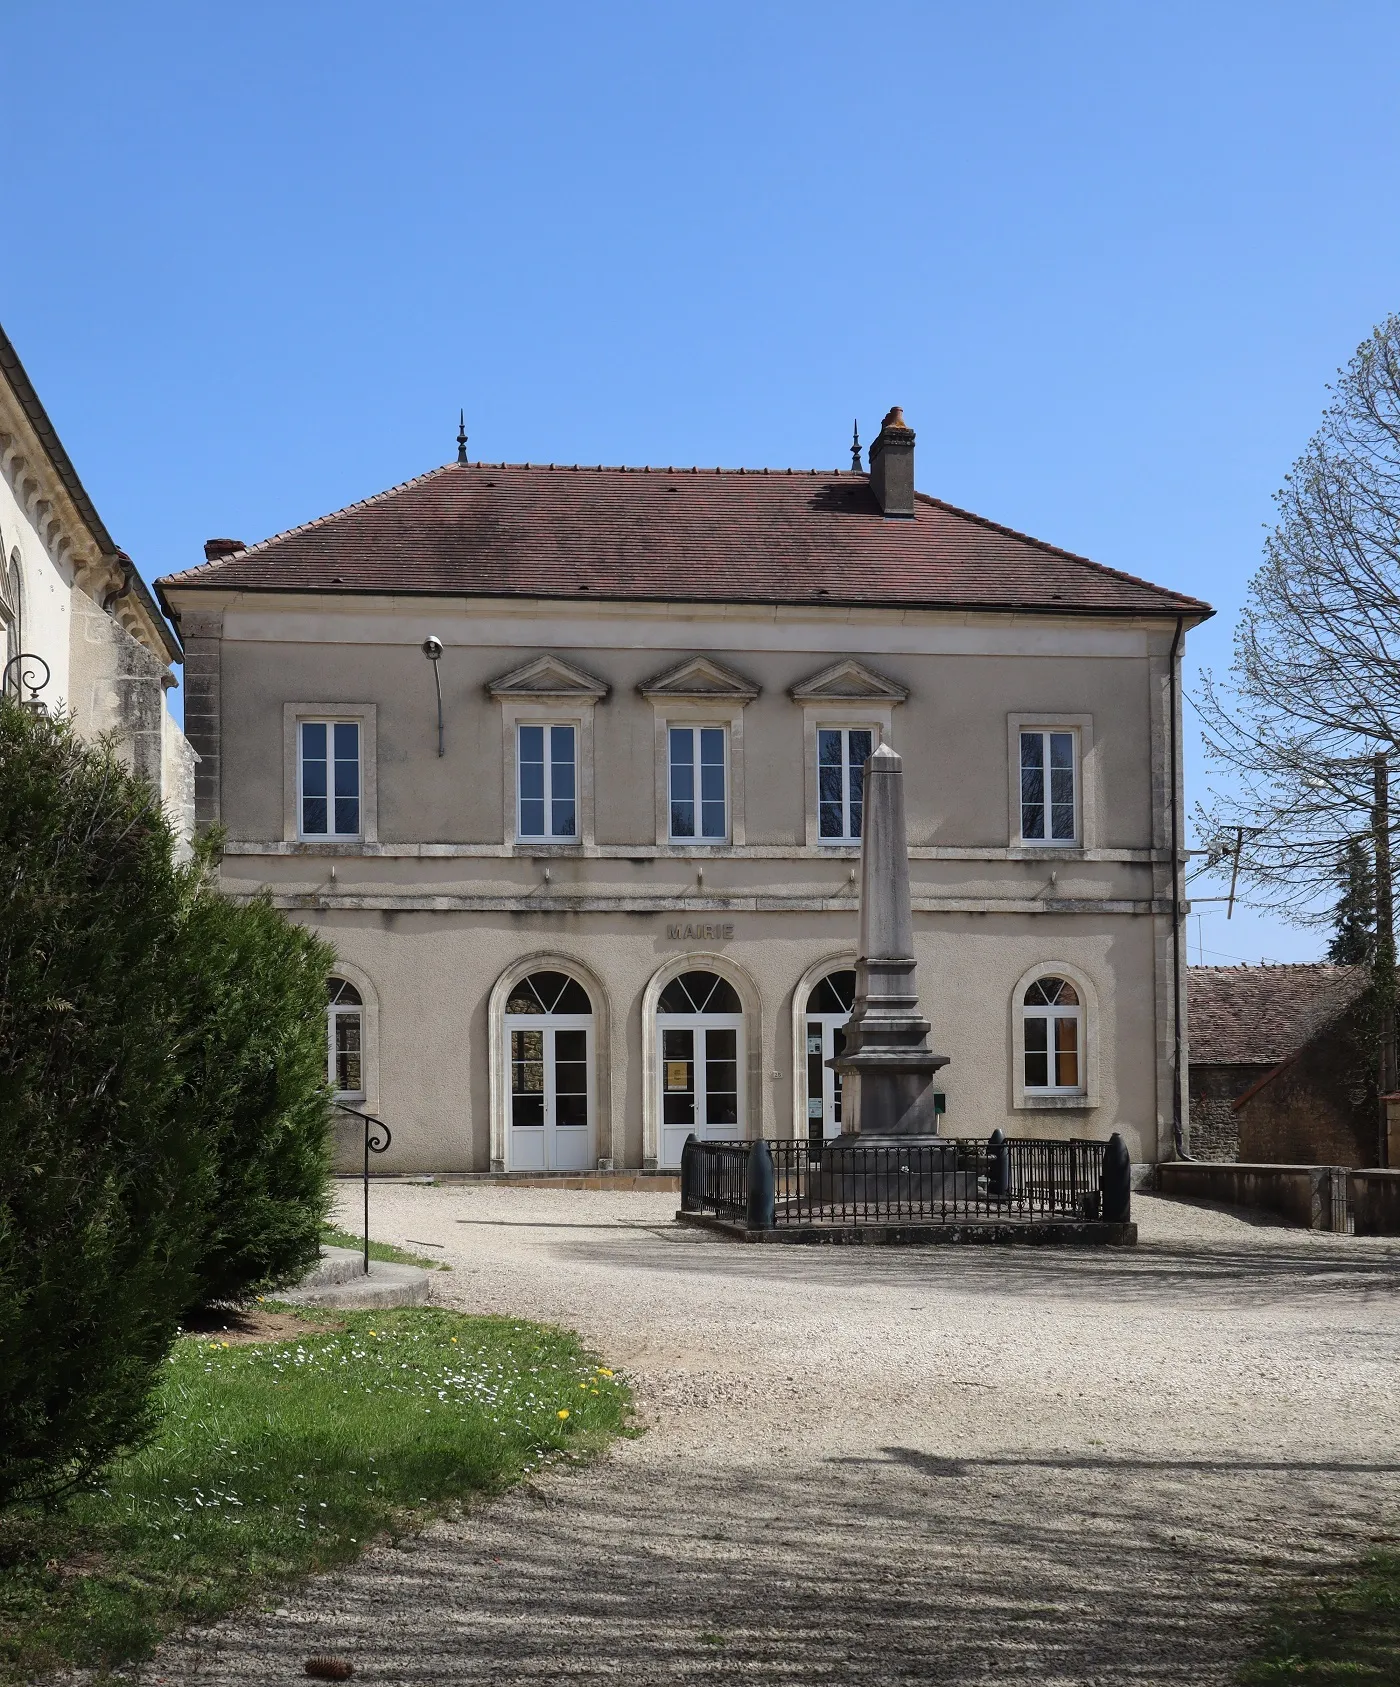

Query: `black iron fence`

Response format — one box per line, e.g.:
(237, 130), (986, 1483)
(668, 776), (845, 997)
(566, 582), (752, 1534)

(680, 1131), (1130, 1230)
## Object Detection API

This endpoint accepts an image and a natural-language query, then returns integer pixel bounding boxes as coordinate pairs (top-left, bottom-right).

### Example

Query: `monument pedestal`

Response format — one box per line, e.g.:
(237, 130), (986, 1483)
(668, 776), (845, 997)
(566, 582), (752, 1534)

(814, 741), (956, 1208)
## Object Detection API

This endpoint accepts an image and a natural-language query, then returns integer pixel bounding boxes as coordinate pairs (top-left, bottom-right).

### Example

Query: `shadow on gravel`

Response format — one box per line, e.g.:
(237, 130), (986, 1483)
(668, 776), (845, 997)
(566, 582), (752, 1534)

(556, 1231), (1400, 1308)
(151, 1441), (1389, 1685)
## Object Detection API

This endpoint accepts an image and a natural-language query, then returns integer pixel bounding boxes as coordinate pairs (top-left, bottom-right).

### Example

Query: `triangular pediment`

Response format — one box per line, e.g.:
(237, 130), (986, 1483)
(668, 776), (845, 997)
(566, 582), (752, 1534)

(639, 654), (760, 703)
(487, 653), (610, 701)
(788, 658), (909, 705)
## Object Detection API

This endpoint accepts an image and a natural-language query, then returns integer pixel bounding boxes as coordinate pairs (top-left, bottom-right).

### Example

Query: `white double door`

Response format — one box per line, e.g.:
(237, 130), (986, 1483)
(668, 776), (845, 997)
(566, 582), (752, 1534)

(805, 1013), (848, 1142)
(506, 1014), (595, 1171)
(658, 1013), (744, 1169)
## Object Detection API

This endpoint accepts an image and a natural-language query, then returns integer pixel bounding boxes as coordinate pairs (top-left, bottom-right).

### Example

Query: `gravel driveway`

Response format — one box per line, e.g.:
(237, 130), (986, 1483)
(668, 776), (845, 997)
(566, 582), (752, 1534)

(146, 1188), (1400, 1685)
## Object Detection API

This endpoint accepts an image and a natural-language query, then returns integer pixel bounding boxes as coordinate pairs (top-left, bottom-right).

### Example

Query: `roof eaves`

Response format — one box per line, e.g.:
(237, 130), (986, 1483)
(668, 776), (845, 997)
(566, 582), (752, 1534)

(0, 321), (181, 662)
(912, 491), (1214, 619)
(150, 579), (1210, 618)
(159, 462), (458, 586)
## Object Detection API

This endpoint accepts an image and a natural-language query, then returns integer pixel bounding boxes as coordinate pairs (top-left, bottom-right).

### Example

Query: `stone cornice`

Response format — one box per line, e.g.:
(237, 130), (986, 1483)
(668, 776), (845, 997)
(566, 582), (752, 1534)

(0, 335), (179, 665)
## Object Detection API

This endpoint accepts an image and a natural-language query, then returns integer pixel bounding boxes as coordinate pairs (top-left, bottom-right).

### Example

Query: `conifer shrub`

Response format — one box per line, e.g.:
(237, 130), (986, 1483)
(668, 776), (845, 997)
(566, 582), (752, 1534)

(0, 705), (335, 1507)
(179, 882), (335, 1306)
(0, 704), (205, 1506)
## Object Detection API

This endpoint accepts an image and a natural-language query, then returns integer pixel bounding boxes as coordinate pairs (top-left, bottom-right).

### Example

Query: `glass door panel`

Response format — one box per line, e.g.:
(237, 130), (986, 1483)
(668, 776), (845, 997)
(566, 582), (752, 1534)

(658, 1017), (743, 1166)
(507, 1018), (593, 1170)
(703, 1026), (738, 1127)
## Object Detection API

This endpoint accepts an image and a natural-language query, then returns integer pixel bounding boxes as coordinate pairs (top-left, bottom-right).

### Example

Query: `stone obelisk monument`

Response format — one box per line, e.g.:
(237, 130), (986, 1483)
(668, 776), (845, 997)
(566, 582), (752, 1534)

(829, 742), (949, 1142)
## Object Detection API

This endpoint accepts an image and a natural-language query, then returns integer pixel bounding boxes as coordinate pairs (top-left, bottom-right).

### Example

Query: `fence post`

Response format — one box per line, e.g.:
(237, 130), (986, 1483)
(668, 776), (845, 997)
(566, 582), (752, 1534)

(746, 1139), (775, 1231)
(1101, 1132), (1131, 1223)
(987, 1128), (1010, 1198)
(680, 1133), (701, 1211)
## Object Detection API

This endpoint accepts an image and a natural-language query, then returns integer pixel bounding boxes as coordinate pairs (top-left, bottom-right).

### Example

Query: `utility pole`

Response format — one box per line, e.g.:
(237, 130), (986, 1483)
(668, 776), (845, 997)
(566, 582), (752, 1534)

(1373, 751), (1396, 1165)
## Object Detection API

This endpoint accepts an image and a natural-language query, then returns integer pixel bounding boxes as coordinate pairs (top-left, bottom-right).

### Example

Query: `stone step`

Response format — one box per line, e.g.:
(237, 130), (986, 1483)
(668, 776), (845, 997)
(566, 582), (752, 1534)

(340, 1171), (681, 1191)
(280, 1245), (431, 1309)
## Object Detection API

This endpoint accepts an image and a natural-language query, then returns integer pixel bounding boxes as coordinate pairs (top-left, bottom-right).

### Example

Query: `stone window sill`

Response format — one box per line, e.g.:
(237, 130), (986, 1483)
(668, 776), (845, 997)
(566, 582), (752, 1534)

(1016, 1093), (1095, 1111)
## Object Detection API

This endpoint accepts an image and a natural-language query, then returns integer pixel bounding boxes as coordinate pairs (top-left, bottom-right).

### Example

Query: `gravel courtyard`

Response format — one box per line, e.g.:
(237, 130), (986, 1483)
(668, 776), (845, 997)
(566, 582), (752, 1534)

(148, 1187), (1400, 1685)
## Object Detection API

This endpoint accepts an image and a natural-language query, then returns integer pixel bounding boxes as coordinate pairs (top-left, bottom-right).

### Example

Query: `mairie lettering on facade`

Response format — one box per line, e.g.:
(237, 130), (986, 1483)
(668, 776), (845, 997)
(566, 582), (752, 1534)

(155, 406), (1210, 1176)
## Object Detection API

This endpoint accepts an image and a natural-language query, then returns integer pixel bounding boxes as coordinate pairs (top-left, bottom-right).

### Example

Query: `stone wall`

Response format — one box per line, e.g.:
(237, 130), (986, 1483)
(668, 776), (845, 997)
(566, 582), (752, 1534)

(68, 588), (196, 843)
(1157, 1161), (1335, 1229)
(1186, 1063), (1265, 1160)
(1235, 1005), (1375, 1167)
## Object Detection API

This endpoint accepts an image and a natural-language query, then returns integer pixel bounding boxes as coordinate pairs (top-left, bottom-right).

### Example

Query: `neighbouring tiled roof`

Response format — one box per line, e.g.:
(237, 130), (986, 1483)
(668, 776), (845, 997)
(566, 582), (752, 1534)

(156, 461), (1211, 618)
(1188, 964), (1368, 1067)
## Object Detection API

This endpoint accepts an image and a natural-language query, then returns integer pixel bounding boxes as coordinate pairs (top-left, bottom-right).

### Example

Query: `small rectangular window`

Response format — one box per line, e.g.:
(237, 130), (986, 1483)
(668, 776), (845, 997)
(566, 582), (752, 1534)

(517, 723), (578, 840)
(300, 720), (361, 838)
(818, 727), (875, 842)
(1019, 729), (1077, 844)
(669, 725), (727, 842)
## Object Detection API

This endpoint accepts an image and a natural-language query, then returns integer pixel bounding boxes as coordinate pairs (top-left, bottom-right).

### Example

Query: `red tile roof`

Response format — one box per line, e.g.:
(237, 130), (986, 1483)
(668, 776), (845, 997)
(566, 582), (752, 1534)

(1188, 964), (1367, 1067)
(157, 461), (1210, 618)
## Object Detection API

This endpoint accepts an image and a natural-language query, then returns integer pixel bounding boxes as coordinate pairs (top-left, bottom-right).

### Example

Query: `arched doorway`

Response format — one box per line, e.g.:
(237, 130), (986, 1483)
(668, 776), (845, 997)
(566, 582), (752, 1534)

(657, 969), (744, 1167)
(504, 970), (595, 1171)
(803, 969), (856, 1144)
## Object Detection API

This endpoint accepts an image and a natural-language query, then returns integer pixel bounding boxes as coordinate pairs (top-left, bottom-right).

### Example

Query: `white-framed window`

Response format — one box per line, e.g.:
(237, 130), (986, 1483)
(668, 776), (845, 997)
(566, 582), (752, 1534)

(327, 976), (364, 1098)
(668, 724), (728, 842)
(517, 723), (578, 841)
(1022, 976), (1083, 1094)
(299, 719), (361, 839)
(1019, 728), (1078, 845)
(1, 547), (21, 688)
(817, 727), (875, 843)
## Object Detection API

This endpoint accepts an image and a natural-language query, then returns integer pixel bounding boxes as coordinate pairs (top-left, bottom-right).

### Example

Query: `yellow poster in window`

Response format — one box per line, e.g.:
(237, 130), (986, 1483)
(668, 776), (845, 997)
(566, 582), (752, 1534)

(665, 1061), (689, 1091)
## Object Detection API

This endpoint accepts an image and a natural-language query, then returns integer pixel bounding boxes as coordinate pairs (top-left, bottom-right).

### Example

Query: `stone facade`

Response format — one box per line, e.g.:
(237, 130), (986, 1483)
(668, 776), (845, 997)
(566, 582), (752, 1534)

(0, 321), (193, 827)
(159, 424), (1208, 1175)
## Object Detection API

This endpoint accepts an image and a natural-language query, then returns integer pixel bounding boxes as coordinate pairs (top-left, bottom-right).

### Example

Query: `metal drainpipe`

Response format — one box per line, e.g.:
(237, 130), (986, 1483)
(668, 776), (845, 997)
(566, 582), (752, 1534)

(1168, 615), (1191, 1159)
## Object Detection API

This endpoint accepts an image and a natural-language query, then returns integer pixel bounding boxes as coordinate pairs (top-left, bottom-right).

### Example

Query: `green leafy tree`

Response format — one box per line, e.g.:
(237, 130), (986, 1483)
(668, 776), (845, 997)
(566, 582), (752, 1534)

(1328, 839), (1377, 966)
(0, 705), (207, 1505)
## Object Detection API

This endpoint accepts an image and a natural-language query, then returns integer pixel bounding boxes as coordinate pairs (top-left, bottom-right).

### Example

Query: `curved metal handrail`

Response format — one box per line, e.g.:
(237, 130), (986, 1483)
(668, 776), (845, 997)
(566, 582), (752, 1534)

(334, 1102), (392, 1275)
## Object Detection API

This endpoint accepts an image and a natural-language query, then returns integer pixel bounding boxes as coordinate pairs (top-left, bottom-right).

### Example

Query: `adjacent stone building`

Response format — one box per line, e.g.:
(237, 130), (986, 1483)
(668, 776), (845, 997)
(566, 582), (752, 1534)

(157, 409), (1210, 1175)
(0, 321), (193, 828)
(1187, 964), (1375, 1165)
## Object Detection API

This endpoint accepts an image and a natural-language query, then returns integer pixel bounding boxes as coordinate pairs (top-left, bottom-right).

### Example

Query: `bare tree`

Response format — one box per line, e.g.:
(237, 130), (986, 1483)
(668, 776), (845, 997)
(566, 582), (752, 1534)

(1196, 315), (1400, 912)
(1196, 315), (1400, 1135)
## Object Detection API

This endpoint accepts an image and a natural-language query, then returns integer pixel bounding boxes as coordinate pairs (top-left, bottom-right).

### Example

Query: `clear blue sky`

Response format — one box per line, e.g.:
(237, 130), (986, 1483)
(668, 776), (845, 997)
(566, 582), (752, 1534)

(7, 1), (1398, 964)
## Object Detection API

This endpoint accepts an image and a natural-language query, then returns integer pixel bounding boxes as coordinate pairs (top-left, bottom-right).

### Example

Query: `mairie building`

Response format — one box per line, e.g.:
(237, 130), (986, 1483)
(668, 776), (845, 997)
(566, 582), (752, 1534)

(156, 409), (1210, 1176)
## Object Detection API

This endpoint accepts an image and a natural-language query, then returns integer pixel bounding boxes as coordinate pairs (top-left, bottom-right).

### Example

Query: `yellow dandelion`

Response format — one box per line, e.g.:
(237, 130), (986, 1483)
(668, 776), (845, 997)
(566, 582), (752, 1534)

(557, 1409), (570, 1420)
(596, 1367), (613, 1377)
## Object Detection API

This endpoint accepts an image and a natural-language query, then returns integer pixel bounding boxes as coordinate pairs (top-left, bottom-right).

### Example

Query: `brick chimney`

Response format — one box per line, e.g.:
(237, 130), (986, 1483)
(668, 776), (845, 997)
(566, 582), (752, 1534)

(869, 407), (916, 518)
(203, 538), (245, 561)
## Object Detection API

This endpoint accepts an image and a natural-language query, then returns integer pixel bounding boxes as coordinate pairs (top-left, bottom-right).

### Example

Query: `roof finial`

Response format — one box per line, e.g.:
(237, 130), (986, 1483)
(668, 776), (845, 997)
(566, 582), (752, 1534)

(456, 410), (468, 465)
(851, 419), (862, 473)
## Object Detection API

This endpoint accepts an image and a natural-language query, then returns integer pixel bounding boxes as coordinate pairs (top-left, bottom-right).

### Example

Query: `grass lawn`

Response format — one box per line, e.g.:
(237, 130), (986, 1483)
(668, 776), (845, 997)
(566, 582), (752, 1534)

(319, 1225), (449, 1270)
(1242, 1548), (1400, 1681)
(0, 1307), (629, 1683)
